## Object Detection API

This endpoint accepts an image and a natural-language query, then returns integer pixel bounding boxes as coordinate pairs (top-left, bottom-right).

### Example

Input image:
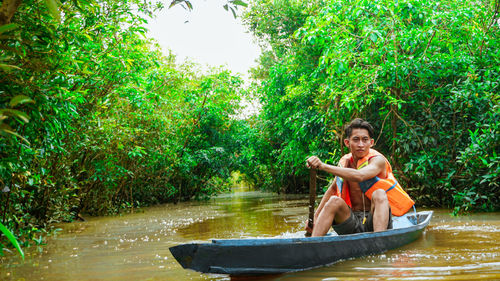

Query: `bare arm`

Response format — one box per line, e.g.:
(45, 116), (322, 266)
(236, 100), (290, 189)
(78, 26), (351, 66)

(307, 156), (386, 183)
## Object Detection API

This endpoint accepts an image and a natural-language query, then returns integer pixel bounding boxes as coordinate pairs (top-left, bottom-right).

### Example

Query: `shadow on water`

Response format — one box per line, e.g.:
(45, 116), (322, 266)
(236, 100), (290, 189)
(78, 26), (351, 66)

(1, 187), (499, 280)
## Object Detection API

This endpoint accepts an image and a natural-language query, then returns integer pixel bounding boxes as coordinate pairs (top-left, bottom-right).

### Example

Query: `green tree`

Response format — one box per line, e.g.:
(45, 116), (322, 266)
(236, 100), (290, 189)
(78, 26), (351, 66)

(1, 0), (249, 252)
(244, 0), (499, 212)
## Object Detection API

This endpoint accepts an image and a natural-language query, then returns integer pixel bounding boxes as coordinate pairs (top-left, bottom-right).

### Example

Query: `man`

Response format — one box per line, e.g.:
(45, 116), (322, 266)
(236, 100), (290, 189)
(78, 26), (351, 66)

(306, 118), (414, 237)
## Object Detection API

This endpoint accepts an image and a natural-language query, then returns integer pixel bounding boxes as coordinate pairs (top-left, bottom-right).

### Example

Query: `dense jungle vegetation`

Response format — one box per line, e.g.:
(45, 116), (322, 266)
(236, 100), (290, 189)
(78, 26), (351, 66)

(1, 0), (499, 252)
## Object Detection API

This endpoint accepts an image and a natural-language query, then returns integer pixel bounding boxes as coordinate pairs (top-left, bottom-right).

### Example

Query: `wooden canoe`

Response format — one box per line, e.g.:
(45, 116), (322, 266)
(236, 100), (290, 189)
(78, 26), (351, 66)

(169, 210), (433, 275)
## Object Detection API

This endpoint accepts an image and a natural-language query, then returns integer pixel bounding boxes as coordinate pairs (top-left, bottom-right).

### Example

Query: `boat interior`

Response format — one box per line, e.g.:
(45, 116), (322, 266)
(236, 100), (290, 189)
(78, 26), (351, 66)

(393, 211), (431, 229)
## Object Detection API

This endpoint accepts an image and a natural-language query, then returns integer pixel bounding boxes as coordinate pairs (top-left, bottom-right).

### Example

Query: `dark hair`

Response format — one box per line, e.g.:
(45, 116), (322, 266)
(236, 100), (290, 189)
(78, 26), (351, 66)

(345, 118), (374, 138)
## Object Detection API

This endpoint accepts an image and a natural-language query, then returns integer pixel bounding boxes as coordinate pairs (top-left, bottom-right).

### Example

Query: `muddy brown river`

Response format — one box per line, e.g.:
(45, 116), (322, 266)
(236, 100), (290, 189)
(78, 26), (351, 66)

(1, 188), (499, 280)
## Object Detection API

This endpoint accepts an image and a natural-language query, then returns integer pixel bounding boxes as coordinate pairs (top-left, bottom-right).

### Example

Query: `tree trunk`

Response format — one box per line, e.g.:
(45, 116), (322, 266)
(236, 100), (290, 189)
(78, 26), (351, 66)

(0, 0), (22, 25)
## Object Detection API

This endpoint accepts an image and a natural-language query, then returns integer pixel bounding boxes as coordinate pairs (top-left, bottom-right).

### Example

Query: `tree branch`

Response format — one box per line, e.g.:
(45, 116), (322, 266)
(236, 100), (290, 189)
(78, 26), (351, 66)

(479, 0), (500, 57)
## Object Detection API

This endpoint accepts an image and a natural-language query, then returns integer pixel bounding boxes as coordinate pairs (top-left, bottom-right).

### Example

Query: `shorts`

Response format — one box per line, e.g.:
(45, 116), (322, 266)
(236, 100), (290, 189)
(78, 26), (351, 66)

(332, 208), (393, 235)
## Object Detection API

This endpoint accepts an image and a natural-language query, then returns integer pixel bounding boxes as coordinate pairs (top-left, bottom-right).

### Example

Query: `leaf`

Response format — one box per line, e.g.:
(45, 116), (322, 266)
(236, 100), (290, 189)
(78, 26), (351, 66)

(232, 0), (248, 7)
(0, 24), (18, 35)
(0, 124), (30, 144)
(0, 222), (24, 260)
(82, 33), (93, 41)
(9, 95), (35, 107)
(230, 7), (237, 18)
(480, 157), (488, 166)
(0, 63), (22, 72)
(184, 0), (193, 10)
(169, 0), (182, 9)
(44, 0), (61, 22)
(0, 109), (30, 123)
(223, 4), (229, 11)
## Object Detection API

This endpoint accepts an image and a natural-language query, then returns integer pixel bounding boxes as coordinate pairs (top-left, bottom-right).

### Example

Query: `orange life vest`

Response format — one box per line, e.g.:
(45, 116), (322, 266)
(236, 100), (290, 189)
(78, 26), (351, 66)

(334, 149), (415, 216)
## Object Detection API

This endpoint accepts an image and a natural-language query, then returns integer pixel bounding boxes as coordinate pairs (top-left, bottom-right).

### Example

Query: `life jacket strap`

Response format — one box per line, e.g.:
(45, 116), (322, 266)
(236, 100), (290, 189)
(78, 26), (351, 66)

(359, 176), (380, 193)
(336, 176), (343, 194)
(385, 181), (398, 192)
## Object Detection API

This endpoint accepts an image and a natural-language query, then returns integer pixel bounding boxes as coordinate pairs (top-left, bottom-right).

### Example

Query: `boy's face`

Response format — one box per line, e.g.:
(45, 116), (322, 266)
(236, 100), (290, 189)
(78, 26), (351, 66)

(344, 128), (374, 159)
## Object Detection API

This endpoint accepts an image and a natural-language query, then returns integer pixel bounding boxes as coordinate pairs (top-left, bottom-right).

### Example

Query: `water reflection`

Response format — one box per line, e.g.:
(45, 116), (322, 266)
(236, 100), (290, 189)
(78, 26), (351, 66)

(1, 188), (499, 280)
(176, 190), (305, 240)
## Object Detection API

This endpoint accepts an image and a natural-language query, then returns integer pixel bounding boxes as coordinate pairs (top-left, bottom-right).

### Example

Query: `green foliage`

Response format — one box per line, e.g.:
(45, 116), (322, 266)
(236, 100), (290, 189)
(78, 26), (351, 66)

(453, 110), (499, 215)
(243, 0), (499, 212)
(242, 0), (325, 79)
(0, 221), (24, 260)
(170, 0), (248, 18)
(1, 0), (498, 255)
(0, 0), (248, 249)
(0, 95), (34, 143)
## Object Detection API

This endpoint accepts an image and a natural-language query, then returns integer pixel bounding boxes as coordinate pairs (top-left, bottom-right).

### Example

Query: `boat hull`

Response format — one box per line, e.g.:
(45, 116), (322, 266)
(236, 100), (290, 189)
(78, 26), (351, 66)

(170, 211), (433, 275)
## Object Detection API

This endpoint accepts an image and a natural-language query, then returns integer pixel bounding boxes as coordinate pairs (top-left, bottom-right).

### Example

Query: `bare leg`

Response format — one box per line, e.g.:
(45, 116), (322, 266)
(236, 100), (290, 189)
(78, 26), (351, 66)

(371, 189), (390, 232)
(312, 196), (351, 237)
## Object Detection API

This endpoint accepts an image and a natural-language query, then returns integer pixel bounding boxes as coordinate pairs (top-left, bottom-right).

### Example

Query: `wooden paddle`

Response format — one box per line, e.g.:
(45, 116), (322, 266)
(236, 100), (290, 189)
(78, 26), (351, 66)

(305, 168), (316, 237)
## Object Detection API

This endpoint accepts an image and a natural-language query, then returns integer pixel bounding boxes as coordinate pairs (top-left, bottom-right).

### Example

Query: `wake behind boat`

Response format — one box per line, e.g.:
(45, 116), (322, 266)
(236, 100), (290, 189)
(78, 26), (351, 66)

(169, 210), (433, 275)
